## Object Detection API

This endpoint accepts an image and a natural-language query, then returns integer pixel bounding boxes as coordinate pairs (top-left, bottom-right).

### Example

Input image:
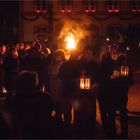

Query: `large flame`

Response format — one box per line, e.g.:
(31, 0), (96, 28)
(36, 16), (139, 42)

(65, 33), (76, 50)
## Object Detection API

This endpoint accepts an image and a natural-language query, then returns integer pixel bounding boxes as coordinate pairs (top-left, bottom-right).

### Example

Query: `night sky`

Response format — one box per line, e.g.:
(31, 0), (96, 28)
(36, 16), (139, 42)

(0, 1), (19, 44)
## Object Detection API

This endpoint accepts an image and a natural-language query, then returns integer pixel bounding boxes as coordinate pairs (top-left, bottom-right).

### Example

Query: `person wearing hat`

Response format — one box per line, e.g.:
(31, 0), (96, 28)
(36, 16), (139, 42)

(98, 44), (133, 138)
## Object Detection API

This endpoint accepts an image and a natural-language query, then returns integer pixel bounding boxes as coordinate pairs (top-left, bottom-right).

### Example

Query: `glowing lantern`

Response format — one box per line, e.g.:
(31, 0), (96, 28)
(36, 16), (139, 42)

(121, 66), (129, 77)
(80, 76), (91, 90)
(65, 33), (76, 50)
(61, 10), (65, 13)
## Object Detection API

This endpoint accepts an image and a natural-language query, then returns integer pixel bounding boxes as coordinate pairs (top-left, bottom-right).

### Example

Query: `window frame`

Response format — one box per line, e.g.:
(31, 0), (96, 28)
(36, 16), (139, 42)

(59, 0), (73, 13)
(129, 1), (140, 12)
(83, 0), (97, 13)
(34, 0), (48, 13)
(106, 0), (120, 12)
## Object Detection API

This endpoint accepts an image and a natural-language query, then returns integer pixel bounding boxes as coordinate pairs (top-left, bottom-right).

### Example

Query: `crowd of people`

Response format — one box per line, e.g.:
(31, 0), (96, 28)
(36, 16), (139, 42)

(0, 42), (133, 138)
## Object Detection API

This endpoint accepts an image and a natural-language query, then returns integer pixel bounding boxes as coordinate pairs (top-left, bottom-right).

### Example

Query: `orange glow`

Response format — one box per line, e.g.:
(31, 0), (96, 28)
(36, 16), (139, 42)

(121, 66), (129, 77)
(51, 110), (56, 117)
(58, 17), (92, 52)
(80, 77), (85, 90)
(85, 78), (91, 89)
(67, 10), (71, 13)
(61, 113), (65, 123)
(65, 33), (76, 50)
(71, 107), (74, 125)
(80, 76), (91, 90)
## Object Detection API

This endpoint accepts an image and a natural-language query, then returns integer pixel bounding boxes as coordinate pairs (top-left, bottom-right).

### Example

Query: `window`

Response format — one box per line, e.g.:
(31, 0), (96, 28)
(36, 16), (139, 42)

(83, 0), (96, 13)
(34, 0), (48, 13)
(34, 24), (48, 41)
(34, 25), (48, 34)
(60, 0), (73, 13)
(107, 0), (119, 12)
(130, 1), (140, 12)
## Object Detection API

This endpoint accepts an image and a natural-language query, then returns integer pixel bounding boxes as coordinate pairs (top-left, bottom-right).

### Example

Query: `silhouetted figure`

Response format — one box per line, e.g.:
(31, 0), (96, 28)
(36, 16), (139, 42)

(58, 51), (80, 127)
(98, 44), (133, 138)
(48, 49), (66, 115)
(3, 46), (20, 97)
(75, 49), (99, 138)
(9, 70), (55, 138)
(22, 43), (46, 91)
(0, 44), (8, 93)
(0, 114), (11, 138)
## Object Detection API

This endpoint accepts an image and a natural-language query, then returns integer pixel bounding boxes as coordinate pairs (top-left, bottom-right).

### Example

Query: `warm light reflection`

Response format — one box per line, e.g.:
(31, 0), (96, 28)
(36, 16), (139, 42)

(80, 76), (91, 90)
(2, 87), (7, 94)
(71, 107), (74, 125)
(65, 33), (76, 50)
(121, 66), (129, 77)
(51, 110), (56, 117)
(61, 113), (65, 123)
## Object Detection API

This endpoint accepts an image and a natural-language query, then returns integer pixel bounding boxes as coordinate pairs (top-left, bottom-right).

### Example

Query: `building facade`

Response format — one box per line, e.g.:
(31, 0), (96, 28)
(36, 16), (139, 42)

(19, 0), (140, 51)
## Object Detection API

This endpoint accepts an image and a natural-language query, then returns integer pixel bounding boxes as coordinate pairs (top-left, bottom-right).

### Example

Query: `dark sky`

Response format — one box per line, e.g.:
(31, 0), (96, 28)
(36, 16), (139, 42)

(0, 1), (19, 44)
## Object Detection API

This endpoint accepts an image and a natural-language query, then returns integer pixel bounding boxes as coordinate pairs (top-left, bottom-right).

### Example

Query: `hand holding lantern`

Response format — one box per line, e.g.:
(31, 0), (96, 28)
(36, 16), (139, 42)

(111, 70), (120, 79)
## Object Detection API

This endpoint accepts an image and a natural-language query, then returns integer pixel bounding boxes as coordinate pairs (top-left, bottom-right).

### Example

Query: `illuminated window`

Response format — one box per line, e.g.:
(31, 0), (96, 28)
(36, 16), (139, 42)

(130, 1), (140, 12)
(34, 0), (48, 12)
(60, 0), (73, 13)
(107, 0), (119, 12)
(83, 0), (96, 13)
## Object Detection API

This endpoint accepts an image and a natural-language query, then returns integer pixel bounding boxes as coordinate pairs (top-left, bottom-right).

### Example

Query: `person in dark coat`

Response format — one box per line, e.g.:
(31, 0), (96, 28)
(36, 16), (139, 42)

(21, 43), (47, 91)
(78, 49), (100, 88)
(3, 46), (20, 97)
(75, 49), (99, 137)
(98, 44), (133, 138)
(58, 51), (80, 127)
(0, 44), (8, 93)
(9, 70), (55, 138)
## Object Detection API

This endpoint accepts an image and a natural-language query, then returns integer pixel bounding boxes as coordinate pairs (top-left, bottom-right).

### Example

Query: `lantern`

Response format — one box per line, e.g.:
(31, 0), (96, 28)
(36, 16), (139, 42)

(121, 66), (129, 77)
(80, 76), (91, 90)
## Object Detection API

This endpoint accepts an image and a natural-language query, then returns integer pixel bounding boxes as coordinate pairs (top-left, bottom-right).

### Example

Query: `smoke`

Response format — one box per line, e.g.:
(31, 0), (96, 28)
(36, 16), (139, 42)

(58, 15), (94, 48)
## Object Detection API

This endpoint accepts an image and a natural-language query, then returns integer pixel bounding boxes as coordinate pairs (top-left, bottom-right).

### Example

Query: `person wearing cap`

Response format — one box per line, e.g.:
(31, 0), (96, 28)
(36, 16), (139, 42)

(98, 44), (133, 138)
